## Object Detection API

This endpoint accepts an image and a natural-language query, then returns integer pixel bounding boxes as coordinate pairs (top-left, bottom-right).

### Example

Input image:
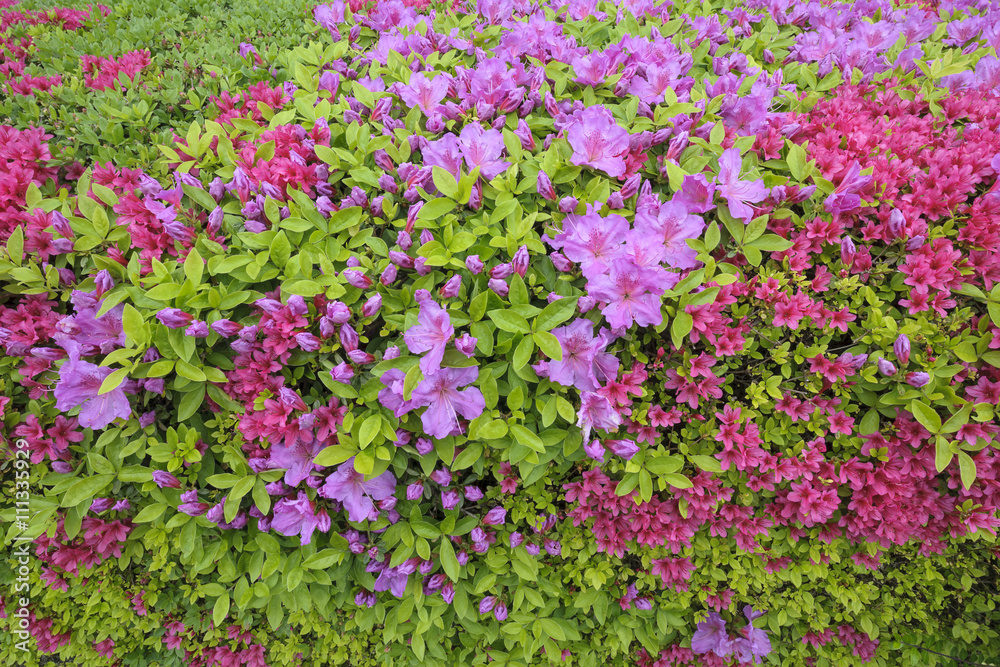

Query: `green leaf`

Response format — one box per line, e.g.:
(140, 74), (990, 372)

(122, 304), (145, 345)
(213, 593), (230, 627)
(646, 456), (684, 475)
(145, 283), (182, 301)
(132, 503), (167, 523)
(488, 310), (531, 334)
(957, 451), (977, 490)
(512, 335), (535, 370)
(534, 297), (578, 332)
(418, 198), (456, 220)
(533, 331), (562, 361)
(663, 473), (693, 489)
(432, 167), (459, 199)
(315, 445), (357, 467)
(475, 420), (508, 440)
(61, 474), (114, 507)
(439, 537), (460, 582)
(689, 455), (722, 473)
(303, 549), (343, 569)
(6, 225), (23, 265)
(98, 368), (129, 396)
(359, 413), (383, 448)
(270, 231), (291, 267)
(175, 359), (207, 382)
(988, 301), (1000, 328)
(671, 311), (692, 349)
(510, 424), (545, 453)
(935, 436), (954, 473)
(748, 234), (794, 252)
(910, 400), (941, 434)
(787, 142), (808, 181)
(184, 247), (204, 285)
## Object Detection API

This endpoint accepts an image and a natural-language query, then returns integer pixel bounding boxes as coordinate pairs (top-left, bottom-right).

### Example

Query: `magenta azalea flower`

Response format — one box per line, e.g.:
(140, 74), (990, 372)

(53, 339), (131, 430)
(320, 458), (397, 523)
(271, 491), (331, 546)
(458, 123), (510, 180)
(403, 299), (454, 375)
(410, 367), (485, 439)
(566, 106), (630, 178)
(716, 148), (767, 222)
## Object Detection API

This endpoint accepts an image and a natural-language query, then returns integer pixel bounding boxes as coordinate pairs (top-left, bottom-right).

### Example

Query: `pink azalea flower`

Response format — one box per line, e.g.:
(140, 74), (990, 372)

(716, 148), (767, 223)
(410, 367), (485, 439)
(566, 106), (630, 178)
(403, 299), (454, 375)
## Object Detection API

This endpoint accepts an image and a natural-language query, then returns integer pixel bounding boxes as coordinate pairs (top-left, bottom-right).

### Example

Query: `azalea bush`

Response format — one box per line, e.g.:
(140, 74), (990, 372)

(1, 0), (1000, 666)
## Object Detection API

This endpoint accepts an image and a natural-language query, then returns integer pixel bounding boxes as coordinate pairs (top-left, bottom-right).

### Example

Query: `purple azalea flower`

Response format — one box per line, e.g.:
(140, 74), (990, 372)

(458, 123), (510, 180)
(691, 612), (733, 657)
(319, 458), (397, 522)
(152, 471), (181, 489)
(271, 491), (331, 546)
(548, 319), (601, 391)
(65, 291), (127, 353)
(716, 148), (767, 223)
(53, 339), (131, 430)
(553, 211), (628, 279)
(398, 72), (451, 114)
(268, 437), (326, 487)
(403, 299), (454, 375)
(374, 566), (410, 598)
(586, 258), (670, 330)
(733, 606), (772, 664)
(410, 367), (485, 439)
(566, 106), (630, 178)
(824, 161), (871, 216)
(577, 391), (621, 442)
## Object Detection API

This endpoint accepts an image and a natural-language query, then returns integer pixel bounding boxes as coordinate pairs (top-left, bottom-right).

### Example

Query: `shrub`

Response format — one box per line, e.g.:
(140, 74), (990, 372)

(1, 0), (999, 666)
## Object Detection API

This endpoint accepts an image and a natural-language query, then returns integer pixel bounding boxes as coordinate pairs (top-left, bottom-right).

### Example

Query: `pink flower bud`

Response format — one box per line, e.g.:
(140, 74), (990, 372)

(157, 308), (193, 328)
(339, 325), (358, 351)
(456, 333), (477, 357)
(330, 363), (354, 383)
(420, 229), (434, 246)
(343, 269), (373, 289)
(295, 332), (321, 351)
(906, 372), (930, 388)
(465, 255), (484, 274)
(482, 507), (506, 525)
(397, 230), (412, 250)
(406, 482), (424, 500)
(511, 246), (529, 277)
(887, 209), (905, 239)
(469, 181), (483, 210)
(362, 294), (382, 318)
(620, 174), (642, 199)
(347, 349), (375, 364)
(406, 202), (423, 232)
(439, 274), (462, 298)
(877, 358), (897, 377)
(894, 334), (910, 366)
(558, 196), (578, 213)
(536, 170), (556, 200)
(489, 278), (509, 297)
(327, 301), (351, 323)
(380, 264), (397, 285)
(491, 263), (513, 280)
(551, 252), (573, 272)
(840, 237), (856, 266)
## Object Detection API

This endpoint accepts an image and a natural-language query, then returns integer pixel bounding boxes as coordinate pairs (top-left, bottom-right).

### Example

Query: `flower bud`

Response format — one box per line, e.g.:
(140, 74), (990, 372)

(894, 334), (910, 366)
(406, 482), (424, 500)
(469, 181), (482, 210)
(514, 120), (535, 150)
(620, 174), (642, 199)
(877, 357), (897, 377)
(905, 371), (930, 388)
(439, 274), (462, 298)
(511, 246), (529, 277)
(887, 209), (905, 239)
(464, 486), (483, 501)
(551, 252), (573, 272)
(152, 470), (181, 489)
(494, 602), (508, 621)
(342, 269), (373, 289)
(339, 325), (359, 352)
(157, 308), (193, 329)
(327, 301), (351, 323)
(840, 237), (856, 266)
(607, 439), (639, 460)
(490, 263), (513, 280)
(558, 196), (578, 213)
(441, 489), (460, 510)
(482, 507), (507, 526)
(362, 294), (382, 318)
(94, 270), (114, 296)
(347, 350), (375, 364)
(489, 278), (509, 298)
(330, 363), (354, 383)
(536, 170), (557, 200)
(380, 264), (397, 285)
(456, 333), (477, 357)
(465, 255), (484, 274)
